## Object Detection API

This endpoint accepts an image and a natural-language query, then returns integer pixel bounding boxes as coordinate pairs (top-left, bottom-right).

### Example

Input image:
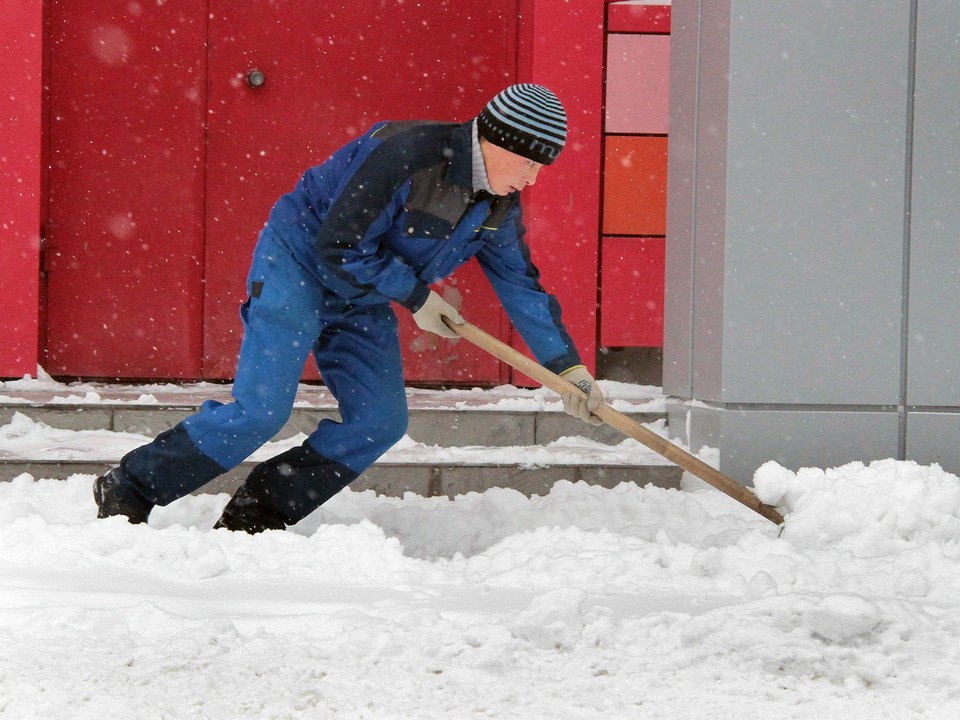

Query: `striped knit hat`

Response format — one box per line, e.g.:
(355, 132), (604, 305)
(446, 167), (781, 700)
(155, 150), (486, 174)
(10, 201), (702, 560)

(477, 84), (567, 165)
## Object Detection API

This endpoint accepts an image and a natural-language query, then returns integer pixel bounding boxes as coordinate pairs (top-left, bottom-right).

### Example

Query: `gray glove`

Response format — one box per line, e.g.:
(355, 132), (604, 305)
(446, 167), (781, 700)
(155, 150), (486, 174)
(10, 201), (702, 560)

(560, 366), (604, 426)
(412, 290), (464, 338)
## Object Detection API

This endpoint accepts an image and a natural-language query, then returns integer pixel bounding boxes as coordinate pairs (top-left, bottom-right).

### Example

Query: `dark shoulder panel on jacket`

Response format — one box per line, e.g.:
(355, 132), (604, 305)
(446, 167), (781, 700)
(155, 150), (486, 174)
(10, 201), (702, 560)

(406, 163), (473, 226)
(317, 121), (457, 245)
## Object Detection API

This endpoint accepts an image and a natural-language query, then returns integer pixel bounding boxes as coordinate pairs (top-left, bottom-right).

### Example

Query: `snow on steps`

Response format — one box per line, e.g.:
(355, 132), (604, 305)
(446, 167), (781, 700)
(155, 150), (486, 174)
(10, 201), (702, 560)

(0, 380), (681, 497)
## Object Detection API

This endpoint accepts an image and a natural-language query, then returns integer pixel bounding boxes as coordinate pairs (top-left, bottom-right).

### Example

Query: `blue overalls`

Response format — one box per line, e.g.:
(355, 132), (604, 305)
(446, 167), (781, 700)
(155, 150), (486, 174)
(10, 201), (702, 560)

(117, 119), (581, 528)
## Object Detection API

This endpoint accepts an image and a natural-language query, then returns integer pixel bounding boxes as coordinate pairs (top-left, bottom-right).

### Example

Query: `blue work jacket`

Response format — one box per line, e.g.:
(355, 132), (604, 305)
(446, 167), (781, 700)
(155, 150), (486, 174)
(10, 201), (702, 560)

(266, 120), (581, 373)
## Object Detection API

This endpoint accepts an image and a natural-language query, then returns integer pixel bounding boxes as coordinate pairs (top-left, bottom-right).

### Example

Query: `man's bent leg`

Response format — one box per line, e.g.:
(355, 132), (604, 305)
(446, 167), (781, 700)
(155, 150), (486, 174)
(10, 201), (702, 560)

(216, 304), (407, 533)
(96, 236), (318, 523)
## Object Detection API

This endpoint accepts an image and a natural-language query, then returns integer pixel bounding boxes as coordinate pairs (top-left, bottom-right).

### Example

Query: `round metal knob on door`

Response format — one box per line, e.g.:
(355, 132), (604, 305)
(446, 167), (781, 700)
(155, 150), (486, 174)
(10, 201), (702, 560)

(246, 69), (265, 88)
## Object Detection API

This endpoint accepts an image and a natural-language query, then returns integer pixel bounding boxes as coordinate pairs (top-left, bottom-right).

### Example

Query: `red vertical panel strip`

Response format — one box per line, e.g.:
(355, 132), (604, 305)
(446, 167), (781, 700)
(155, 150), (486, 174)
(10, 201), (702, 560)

(605, 34), (671, 134)
(606, 3), (672, 34)
(602, 136), (669, 236)
(600, 236), (665, 347)
(516, 0), (605, 379)
(0, 0), (42, 377)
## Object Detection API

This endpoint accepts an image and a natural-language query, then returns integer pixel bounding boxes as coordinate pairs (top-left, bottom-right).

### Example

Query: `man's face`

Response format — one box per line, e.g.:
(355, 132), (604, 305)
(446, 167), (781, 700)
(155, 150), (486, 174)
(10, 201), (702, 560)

(480, 139), (545, 196)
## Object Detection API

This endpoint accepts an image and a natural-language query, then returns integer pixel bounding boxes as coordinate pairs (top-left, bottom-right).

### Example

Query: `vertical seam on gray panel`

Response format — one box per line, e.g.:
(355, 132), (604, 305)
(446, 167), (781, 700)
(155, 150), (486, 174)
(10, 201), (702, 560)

(687, 0), (704, 397)
(899, 0), (919, 460)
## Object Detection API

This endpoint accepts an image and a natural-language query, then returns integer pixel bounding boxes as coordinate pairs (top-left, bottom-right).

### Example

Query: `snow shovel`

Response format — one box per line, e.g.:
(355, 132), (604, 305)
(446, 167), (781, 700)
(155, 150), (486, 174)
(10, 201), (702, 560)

(443, 318), (784, 526)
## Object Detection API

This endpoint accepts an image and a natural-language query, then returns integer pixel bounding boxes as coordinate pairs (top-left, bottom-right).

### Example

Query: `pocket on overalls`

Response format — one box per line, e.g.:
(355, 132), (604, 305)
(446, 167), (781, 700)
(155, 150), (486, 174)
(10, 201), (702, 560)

(244, 230), (324, 337)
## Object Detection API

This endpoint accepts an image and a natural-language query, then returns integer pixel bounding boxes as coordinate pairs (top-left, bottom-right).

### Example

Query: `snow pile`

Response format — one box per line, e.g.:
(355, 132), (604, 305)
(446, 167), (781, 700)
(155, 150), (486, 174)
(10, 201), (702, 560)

(756, 458), (960, 551)
(2, 459), (960, 718)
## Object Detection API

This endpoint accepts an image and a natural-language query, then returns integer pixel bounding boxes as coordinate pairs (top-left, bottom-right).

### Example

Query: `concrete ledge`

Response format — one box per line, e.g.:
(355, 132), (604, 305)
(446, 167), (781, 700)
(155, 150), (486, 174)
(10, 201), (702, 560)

(1, 460), (681, 498)
(1, 384), (677, 500)
(1, 404), (665, 448)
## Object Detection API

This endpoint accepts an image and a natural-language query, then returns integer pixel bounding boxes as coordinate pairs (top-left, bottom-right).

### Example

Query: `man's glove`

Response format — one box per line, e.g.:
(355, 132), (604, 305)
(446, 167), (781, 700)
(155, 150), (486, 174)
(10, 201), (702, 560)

(559, 365), (604, 426)
(412, 290), (464, 338)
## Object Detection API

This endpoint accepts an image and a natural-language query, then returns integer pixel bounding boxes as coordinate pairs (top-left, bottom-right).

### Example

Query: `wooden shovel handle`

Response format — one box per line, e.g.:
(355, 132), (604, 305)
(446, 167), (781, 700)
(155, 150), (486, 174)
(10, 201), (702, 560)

(444, 319), (784, 526)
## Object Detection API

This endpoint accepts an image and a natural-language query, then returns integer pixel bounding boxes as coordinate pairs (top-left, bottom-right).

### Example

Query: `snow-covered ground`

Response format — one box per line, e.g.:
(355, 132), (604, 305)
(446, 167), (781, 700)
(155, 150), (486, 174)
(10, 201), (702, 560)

(1, 374), (959, 719)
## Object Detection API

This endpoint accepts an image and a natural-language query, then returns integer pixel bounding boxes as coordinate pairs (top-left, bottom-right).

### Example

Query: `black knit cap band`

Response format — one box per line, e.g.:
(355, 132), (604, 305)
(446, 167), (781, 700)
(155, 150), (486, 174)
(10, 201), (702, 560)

(477, 84), (567, 165)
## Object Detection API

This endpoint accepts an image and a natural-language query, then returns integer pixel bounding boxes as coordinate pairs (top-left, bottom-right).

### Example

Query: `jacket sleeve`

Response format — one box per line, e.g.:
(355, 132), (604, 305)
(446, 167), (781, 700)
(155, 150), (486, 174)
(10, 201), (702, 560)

(475, 202), (582, 373)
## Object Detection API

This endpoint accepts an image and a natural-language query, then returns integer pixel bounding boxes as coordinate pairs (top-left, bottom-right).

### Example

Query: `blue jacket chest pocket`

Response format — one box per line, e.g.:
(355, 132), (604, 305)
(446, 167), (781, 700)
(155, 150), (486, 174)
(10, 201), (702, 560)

(401, 208), (456, 240)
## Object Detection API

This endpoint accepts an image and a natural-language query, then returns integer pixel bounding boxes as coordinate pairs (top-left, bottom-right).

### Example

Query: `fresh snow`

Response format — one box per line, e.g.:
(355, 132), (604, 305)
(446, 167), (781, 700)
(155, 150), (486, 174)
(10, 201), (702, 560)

(1, 373), (959, 719)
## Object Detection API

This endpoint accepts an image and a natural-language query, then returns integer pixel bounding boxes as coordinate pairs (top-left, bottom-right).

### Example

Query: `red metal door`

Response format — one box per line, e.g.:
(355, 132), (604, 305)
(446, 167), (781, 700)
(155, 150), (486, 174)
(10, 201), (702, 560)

(44, 0), (207, 378)
(202, 0), (520, 382)
(45, 0), (519, 384)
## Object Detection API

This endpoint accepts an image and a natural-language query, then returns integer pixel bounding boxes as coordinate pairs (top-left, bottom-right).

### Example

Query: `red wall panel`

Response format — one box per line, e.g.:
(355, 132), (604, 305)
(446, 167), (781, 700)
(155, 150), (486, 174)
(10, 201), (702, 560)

(37, 0), (609, 383)
(605, 34), (671, 135)
(41, 1), (522, 384)
(607, 2), (672, 34)
(602, 135), (668, 236)
(600, 236), (664, 347)
(0, 0), (42, 377)
(44, 0), (207, 378)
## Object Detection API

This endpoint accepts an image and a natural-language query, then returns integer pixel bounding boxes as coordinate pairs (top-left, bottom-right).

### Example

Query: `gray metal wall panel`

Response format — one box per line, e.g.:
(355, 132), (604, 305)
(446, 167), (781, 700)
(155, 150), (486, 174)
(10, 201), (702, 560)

(906, 413), (960, 474)
(719, 0), (910, 404)
(664, 0), (960, 473)
(691, 406), (901, 484)
(907, 1), (960, 406)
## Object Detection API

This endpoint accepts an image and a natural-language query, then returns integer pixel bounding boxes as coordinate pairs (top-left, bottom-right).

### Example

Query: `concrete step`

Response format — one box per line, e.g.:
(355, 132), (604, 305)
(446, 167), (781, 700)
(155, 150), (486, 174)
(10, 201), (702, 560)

(0, 380), (682, 497)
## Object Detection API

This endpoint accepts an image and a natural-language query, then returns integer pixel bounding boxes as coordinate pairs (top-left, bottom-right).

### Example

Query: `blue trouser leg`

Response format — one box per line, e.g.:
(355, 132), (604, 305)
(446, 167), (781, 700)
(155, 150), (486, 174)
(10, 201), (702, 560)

(308, 302), (409, 473)
(219, 302), (409, 528)
(122, 230), (319, 506)
(181, 304), (309, 470)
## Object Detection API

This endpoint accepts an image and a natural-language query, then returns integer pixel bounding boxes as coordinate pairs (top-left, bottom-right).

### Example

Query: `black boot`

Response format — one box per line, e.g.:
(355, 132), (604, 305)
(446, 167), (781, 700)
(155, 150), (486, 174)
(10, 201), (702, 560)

(93, 467), (153, 524)
(214, 483), (287, 534)
(213, 443), (358, 534)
